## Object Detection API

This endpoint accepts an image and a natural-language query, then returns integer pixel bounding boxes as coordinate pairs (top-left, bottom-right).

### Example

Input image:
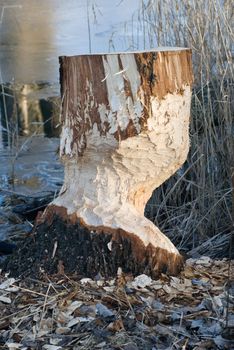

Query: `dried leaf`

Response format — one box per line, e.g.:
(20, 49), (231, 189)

(67, 316), (95, 327)
(80, 278), (94, 285)
(96, 303), (115, 318)
(163, 285), (172, 294)
(214, 335), (233, 348)
(195, 256), (212, 266)
(107, 319), (124, 332)
(49, 338), (63, 346)
(43, 345), (62, 350)
(65, 300), (83, 315)
(55, 327), (70, 334)
(170, 276), (180, 284)
(131, 274), (152, 288)
(67, 318), (79, 328)
(151, 281), (163, 290)
(0, 278), (16, 290)
(39, 318), (53, 332)
(95, 342), (106, 348)
(37, 329), (52, 337)
(103, 286), (115, 292)
(183, 278), (192, 287)
(6, 343), (21, 350)
(0, 256), (231, 350)
(55, 311), (71, 324)
(183, 266), (195, 278)
(0, 295), (11, 303)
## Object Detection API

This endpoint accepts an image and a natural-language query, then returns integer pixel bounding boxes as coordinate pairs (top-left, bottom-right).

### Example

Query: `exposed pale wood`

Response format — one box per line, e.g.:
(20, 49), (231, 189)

(41, 48), (193, 277)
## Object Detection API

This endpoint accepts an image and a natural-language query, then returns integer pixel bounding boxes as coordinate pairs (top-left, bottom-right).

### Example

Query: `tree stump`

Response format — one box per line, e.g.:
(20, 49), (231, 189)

(7, 49), (193, 278)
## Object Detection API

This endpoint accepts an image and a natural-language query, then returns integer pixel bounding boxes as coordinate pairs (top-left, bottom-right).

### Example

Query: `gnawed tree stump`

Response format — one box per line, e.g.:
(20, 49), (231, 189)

(6, 49), (193, 278)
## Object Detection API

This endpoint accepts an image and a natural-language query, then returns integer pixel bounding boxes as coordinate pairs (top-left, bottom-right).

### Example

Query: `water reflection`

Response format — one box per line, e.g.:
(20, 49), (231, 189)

(0, 83), (63, 197)
(0, 0), (139, 201)
(1, 0), (60, 83)
(0, 83), (60, 148)
(0, 134), (63, 196)
(0, 0), (139, 84)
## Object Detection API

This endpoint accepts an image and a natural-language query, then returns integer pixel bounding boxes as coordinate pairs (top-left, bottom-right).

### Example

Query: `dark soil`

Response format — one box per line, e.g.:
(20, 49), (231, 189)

(3, 214), (176, 279)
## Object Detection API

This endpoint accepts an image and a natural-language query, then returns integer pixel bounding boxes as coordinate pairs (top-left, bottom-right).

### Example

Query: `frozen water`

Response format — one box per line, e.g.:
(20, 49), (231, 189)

(0, 0), (140, 84)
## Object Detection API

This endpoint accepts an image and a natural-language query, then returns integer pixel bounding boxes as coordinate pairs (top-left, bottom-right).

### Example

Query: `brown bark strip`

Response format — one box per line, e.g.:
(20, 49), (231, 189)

(59, 49), (193, 157)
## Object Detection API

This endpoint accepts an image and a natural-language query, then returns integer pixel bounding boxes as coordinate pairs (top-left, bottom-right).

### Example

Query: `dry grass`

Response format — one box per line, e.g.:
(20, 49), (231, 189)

(119, 0), (234, 256)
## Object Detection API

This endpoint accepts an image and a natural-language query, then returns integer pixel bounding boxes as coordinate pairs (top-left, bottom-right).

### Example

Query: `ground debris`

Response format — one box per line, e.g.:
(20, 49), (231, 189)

(0, 257), (233, 350)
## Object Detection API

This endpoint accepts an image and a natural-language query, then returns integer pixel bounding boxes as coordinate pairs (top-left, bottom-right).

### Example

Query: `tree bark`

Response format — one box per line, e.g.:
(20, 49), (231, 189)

(37, 49), (193, 278)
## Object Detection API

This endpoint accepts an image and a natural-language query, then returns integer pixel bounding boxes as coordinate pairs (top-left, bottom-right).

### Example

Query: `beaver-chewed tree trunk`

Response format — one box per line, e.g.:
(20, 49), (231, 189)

(8, 49), (193, 278)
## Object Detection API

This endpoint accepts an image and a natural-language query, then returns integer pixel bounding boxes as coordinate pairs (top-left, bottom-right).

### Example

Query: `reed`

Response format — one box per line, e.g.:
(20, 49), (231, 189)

(120, 0), (233, 256)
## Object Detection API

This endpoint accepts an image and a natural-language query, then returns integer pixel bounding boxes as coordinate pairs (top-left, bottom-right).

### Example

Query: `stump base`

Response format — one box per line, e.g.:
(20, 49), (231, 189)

(4, 208), (183, 279)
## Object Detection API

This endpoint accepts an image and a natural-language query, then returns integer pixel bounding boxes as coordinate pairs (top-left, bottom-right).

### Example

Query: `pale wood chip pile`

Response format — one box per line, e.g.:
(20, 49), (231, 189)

(0, 257), (233, 350)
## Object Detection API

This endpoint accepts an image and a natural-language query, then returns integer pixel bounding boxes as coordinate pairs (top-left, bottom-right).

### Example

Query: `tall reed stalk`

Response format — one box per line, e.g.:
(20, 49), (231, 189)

(119, 0), (234, 256)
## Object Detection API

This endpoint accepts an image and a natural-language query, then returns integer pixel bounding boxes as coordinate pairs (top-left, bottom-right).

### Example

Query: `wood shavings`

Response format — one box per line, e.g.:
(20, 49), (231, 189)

(0, 258), (233, 350)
